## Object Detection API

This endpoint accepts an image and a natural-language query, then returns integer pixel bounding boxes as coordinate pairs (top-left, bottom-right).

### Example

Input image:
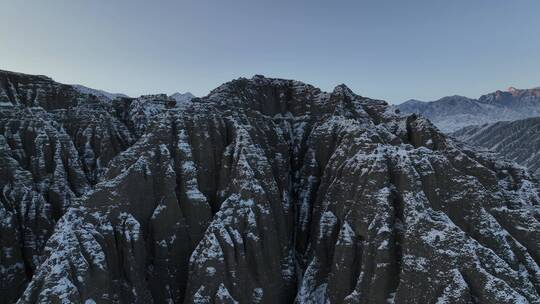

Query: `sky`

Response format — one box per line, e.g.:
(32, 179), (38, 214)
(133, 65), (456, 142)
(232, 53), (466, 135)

(1, 0), (539, 104)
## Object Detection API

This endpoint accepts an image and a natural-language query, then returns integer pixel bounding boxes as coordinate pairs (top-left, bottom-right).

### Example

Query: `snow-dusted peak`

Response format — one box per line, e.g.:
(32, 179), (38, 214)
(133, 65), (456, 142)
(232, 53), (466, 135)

(331, 84), (354, 96)
(507, 86), (519, 92)
(398, 86), (540, 132)
(401, 99), (426, 104)
(170, 92), (195, 104)
(71, 84), (129, 101)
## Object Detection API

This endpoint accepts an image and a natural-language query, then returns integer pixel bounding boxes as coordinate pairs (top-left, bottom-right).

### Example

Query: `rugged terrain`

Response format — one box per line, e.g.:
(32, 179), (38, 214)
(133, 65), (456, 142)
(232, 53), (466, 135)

(398, 87), (540, 132)
(1, 70), (540, 303)
(453, 117), (540, 179)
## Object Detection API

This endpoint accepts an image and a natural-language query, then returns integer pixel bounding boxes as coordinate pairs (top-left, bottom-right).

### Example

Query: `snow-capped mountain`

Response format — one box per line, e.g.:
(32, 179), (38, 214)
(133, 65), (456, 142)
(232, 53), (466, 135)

(453, 117), (540, 178)
(71, 84), (129, 101)
(1, 69), (540, 303)
(170, 91), (195, 104)
(398, 87), (540, 132)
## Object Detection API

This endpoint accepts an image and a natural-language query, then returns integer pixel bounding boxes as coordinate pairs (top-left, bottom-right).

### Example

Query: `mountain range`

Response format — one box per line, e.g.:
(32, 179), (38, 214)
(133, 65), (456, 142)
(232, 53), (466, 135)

(1, 69), (539, 303)
(397, 87), (540, 132)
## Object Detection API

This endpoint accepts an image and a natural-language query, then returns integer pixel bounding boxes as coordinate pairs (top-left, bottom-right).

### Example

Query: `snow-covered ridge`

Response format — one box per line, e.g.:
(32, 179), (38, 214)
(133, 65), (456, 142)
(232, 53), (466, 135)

(71, 84), (129, 101)
(397, 86), (540, 132)
(170, 92), (195, 104)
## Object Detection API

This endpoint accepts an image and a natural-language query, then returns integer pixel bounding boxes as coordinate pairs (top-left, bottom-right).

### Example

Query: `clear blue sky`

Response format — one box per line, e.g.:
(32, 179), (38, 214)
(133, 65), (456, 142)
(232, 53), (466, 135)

(1, 0), (539, 103)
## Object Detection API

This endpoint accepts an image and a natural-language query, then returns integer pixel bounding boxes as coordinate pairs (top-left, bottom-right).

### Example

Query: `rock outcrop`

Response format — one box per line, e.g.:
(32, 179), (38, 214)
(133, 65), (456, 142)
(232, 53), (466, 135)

(1, 71), (540, 303)
(0, 70), (174, 303)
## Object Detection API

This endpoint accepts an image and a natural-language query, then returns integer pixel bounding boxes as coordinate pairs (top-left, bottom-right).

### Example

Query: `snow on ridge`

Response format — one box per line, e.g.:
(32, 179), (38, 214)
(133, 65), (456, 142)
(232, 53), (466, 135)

(71, 84), (129, 101)
(170, 92), (195, 104)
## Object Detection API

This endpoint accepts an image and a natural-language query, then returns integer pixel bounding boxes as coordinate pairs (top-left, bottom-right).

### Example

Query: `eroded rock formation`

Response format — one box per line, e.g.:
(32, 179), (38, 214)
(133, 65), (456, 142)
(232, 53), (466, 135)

(1, 70), (539, 303)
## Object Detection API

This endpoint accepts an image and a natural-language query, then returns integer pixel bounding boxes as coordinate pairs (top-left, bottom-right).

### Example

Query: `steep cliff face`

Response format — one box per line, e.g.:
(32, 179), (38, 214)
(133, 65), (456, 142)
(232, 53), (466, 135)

(453, 117), (540, 179)
(0, 70), (175, 303)
(2, 71), (540, 303)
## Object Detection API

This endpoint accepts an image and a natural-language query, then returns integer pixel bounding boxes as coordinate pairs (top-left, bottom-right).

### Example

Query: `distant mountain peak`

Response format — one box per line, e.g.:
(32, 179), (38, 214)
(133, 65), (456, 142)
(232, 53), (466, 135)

(331, 83), (354, 96)
(169, 92), (195, 103)
(507, 86), (519, 92)
(398, 85), (540, 132)
(70, 84), (129, 101)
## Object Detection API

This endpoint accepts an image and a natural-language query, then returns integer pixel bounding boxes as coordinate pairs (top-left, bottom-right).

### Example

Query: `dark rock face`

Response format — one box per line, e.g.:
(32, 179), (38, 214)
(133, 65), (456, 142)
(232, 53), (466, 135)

(0, 70), (175, 303)
(397, 87), (540, 132)
(1, 71), (540, 303)
(453, 117), (540, 178)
